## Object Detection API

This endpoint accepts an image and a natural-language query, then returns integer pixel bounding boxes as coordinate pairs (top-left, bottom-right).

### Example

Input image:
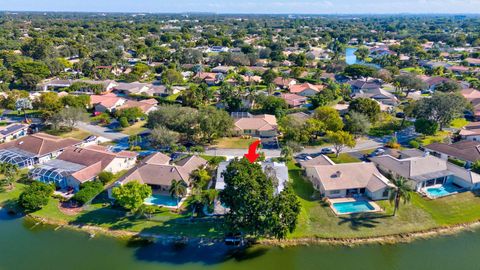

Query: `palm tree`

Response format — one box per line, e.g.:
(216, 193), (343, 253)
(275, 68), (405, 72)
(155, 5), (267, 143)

(389, 176), (412, 216)
(169, 179), (187, 211)
(190, 168), (211, 192)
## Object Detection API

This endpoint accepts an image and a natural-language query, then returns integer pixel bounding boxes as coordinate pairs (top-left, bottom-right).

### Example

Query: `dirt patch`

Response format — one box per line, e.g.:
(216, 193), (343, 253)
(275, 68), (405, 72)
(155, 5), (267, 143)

(58, 201), (83, 216)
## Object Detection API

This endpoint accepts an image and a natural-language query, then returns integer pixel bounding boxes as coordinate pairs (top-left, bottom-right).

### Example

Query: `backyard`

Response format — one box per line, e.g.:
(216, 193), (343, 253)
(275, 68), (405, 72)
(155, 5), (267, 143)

(287, 162), (480, 239)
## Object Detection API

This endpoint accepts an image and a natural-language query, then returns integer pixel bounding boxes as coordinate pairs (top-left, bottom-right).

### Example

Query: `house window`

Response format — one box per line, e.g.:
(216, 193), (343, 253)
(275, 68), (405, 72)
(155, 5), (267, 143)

(330, 190), (341, 195)
(382, 189), (389, 197)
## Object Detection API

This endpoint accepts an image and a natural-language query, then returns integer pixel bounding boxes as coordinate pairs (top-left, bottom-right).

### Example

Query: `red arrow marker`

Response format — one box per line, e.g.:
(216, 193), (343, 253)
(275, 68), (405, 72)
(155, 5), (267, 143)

(244, 140), (261, 163)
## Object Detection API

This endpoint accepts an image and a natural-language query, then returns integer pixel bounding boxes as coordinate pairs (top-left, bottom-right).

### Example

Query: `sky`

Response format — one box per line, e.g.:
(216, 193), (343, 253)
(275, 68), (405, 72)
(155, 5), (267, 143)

(2, 0), (480, 14)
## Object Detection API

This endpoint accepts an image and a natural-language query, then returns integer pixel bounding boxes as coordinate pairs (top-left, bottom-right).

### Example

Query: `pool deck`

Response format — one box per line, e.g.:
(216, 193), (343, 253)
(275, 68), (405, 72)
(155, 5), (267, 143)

(420, 183), (465, 200)
(328, 197), (383, 216)
(143, 190), (191, 209)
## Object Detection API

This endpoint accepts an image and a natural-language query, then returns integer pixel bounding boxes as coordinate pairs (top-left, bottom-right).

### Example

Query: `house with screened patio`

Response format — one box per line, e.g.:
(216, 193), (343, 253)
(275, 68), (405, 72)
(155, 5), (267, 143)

(29, 145), (137, 192)
(0, 133), (81, 168)
(370, 152), (480, 198)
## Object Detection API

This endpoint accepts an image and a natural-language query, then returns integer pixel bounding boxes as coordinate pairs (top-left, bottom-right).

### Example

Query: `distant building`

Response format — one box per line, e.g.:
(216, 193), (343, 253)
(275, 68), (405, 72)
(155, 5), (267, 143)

(108, 153), (207, 198)
(0, 133), (81, 168)
(233, 114), (278, 137)
(0, 123), (29, 143)
(215, 161), (289, 194)
(30, 145), (137, 191)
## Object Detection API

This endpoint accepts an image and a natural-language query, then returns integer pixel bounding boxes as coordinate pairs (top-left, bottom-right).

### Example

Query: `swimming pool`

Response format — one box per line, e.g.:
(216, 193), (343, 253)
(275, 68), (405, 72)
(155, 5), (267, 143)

(332, 201), (375, 214)
(144, 194), (179, 207)
(425, 183), (463, 198)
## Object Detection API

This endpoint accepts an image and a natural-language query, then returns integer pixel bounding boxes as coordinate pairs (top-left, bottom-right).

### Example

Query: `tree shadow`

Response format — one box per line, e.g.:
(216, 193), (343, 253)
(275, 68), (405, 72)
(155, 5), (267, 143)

(132, 228), (268, 266)
(69, 207), (138, 230)
(337, 213), (387, 231)
(0, 200), (25, 220)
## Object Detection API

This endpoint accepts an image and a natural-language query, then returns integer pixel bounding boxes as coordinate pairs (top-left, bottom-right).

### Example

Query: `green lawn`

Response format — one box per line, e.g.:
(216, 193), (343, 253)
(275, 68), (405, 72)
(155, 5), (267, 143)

(419, 130), (450, 146)
(214, 137), (257, 149)
(412, 191), (480, 225)
(120, 120), (148, 136)
(45, 128), (92, 140)
(286, 162), (480, 239)
(326, 153), (360, 164)
(450, 118), (469, 129)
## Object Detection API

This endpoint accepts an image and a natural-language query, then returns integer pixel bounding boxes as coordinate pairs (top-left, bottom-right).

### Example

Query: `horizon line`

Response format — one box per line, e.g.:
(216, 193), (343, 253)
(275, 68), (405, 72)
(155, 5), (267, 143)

(2, 10), (480, 16)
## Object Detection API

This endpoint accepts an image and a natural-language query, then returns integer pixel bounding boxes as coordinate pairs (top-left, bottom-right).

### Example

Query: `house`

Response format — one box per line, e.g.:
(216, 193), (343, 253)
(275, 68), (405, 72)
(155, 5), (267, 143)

(348, 79), (382, 92)
(370, 153), (480, 191)
(211, 66), (234, 74)
(419, 76), (451, 91)
(108, 153), (207, 198)
(273, 77), (297, 89)
(351, 87), (398, 106)
(459, 122), (480, 141)
(461, 88), (480, 119)
(113, 82), (151, 95)
(303, 159), (394, 200)
(207, 46), (229, 53)
(447, 65), (472, 75)
(281, 93), (307, 108)
(289, 83), (323, 97)
(0, 133), (82, 167)
(240, 75), (262, 84)
(29, 145), (137, 191)
(215, 161), (289, 194)
(465, 58), (480, 67)
(90, 94), (126, 113)
(424, 141), (480, 166)
(0, 123), (29, 143)
(194, 72), (220, 86)
(39, 79), (73, 91)
(117, 99), (158, 114)
(233, 114), (278, 137)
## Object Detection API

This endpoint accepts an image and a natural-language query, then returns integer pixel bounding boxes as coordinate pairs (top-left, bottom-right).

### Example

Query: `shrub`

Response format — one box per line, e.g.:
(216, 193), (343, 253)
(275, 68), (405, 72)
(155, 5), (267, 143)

(414, 118), (439, 136)
(409, 140), (420, 149)
(18, 182), (54, 212)
(119, 117), (129, 128)
(72, 181), (104, 205)
(385, 137), (400, 149)
(98, 171), (114, 185)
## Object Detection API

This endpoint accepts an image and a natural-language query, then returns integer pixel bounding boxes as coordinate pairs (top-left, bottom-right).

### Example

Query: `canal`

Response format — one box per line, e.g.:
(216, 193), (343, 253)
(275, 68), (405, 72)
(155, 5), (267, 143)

(0, 210), (478, 270)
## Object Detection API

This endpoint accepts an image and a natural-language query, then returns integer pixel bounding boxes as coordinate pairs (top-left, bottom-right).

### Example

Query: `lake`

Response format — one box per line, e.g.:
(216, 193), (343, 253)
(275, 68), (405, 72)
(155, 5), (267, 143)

(346, 47), (358, 65)
(0, 210), (479, 270)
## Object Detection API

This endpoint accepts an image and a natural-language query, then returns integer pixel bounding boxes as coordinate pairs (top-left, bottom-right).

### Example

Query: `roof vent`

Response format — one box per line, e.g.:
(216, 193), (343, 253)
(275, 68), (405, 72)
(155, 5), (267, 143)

(332, 171), (342, 178)
(19, 141), (24, 145)
(170, 167), (175, 172)
(423, 151), (430, 157)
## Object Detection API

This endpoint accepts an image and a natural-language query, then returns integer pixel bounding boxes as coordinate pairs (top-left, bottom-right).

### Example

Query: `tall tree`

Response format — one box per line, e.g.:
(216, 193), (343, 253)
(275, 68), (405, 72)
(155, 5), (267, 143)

(389, 176), (412, 216)
(326, 131), (356, 157)
(169, 179), (187, 210)
(112, 181), (152, 212)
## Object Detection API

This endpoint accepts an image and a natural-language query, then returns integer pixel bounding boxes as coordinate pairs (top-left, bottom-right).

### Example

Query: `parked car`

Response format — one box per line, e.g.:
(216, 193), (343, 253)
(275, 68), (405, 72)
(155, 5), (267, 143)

(296, 154), (312, 161)
(369, 148), (385, 157)
(320, 148), (336, 155)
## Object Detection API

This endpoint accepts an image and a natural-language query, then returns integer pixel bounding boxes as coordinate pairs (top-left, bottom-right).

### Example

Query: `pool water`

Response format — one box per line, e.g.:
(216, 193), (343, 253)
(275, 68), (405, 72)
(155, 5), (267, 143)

(144, 194), (179, 207)
(425, 183), (462, 198)
(332, 201), (375, 214)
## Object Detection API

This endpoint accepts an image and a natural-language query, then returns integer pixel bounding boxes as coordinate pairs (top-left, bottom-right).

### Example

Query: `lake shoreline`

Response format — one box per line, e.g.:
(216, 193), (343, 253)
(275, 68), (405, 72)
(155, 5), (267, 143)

(27, 214), (480, 247)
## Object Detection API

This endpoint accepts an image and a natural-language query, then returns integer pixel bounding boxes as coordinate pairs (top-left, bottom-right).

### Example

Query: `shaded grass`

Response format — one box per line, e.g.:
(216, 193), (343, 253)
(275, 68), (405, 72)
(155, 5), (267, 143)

(121, 120), (148, 136)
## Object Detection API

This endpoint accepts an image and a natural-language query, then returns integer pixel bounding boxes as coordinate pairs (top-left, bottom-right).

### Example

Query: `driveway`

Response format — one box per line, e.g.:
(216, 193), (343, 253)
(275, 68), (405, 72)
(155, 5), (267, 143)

(77, 121), (128, 141)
